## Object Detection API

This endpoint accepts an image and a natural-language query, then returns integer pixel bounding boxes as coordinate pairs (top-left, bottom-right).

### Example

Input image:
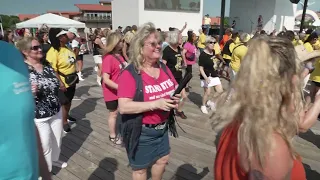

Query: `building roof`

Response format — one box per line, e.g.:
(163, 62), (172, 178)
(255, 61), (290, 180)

(75, 4), (111, 12)
(18, 14), (40, 21)
(47, 11), (81, 16)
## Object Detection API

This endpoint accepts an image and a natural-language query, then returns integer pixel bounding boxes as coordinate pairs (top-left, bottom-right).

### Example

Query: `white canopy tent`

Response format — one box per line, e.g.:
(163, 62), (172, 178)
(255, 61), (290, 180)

(16, 13), (86, 29)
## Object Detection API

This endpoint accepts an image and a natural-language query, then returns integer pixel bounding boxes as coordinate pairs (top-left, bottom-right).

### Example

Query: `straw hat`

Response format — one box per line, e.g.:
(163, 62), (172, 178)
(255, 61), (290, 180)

(295, 45), (320, 62)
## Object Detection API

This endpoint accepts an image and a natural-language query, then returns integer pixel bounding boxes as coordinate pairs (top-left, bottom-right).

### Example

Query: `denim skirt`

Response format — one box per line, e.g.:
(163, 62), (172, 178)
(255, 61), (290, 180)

(128, 125), (170, 170)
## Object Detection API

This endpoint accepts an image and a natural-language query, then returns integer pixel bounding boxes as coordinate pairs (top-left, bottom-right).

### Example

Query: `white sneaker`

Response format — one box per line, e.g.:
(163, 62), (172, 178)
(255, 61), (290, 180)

(200, 105), (209, 114)
(52, 160), (68, 168)
(77, 72), (84, 81)
(206, 100), (216, 112)
(94, 66), (98, 72)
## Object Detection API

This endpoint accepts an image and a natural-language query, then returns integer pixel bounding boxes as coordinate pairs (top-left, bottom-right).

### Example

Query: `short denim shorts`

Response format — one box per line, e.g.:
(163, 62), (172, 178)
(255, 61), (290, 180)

(127, 125), (170, 170)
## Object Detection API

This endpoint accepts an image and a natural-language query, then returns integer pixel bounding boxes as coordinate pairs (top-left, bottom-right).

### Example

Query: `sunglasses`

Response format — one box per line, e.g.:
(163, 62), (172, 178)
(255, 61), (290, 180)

(31, 45), (41, 51)
(145, 41), (161, 48)
(208, 41), (215, 44)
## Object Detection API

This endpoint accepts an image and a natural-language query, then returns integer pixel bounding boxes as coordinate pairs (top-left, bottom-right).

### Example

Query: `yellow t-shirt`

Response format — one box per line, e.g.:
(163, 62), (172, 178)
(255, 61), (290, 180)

(230, 44), (248, 72)
(204, 17), (211, 25)
(214, 43), (221, 55)
(46, 46), (76, 88)
(306, 42), (320, 83)
(197, 33), (206, 49)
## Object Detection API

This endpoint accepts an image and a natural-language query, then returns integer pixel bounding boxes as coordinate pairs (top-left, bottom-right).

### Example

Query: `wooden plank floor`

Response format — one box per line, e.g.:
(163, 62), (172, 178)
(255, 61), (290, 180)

(52, 55), (320, 180)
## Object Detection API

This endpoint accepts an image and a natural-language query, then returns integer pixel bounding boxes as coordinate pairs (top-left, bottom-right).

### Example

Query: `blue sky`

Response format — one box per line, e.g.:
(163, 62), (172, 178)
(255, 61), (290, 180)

(0, 0), (319, 16)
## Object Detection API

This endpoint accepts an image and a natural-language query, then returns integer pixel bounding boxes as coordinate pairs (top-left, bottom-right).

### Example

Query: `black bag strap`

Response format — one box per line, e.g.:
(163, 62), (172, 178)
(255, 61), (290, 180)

(113, 54), (126, 70)
(232, 43), (245, 54)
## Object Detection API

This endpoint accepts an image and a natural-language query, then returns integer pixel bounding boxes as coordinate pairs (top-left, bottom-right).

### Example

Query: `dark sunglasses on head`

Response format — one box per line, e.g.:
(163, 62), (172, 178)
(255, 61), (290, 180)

(31, 45), (41, 51)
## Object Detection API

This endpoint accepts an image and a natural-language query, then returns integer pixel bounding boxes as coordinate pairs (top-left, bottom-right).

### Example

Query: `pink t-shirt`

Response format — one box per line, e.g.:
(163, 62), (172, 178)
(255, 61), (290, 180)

(102, 54), (126, 102)
(183, 42), (197, 65)
(117, 66), (178, 124)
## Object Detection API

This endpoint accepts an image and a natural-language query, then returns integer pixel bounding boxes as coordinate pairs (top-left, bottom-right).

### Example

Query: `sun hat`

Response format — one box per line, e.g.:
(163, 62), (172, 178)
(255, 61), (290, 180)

(295, 45), (320, 62)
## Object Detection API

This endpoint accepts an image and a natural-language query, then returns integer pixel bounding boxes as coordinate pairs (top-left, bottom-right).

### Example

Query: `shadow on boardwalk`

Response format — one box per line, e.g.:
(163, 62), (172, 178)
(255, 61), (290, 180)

(88, 157), (118, 180)
(170, 164), (209, 180)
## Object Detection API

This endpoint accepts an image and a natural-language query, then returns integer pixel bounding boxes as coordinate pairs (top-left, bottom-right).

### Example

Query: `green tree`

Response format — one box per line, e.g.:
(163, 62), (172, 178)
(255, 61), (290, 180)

(0, 14), (20, 29)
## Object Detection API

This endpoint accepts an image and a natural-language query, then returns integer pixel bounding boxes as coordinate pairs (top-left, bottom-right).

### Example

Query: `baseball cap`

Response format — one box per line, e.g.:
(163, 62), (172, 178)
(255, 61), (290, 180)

(68, 27), (80, 38)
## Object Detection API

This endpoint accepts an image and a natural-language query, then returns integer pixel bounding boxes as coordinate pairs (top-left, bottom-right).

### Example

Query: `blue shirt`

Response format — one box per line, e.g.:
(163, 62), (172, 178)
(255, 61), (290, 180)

(0, 42), (39, 180)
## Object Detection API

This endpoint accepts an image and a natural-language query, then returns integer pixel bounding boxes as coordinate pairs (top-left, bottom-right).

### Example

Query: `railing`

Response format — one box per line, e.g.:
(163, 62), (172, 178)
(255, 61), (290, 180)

(79, 16), (112, 22)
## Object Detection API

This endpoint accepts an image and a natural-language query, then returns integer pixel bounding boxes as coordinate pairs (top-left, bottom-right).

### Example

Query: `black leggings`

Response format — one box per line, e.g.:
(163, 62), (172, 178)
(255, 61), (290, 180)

(185, 65), (192, 77)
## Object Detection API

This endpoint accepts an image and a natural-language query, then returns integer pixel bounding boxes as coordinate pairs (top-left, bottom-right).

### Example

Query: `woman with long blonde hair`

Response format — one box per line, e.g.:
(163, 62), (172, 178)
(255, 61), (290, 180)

(117, 22), (181, 180)
(102, 32), (126, 145)
(213, 36), (320, 179)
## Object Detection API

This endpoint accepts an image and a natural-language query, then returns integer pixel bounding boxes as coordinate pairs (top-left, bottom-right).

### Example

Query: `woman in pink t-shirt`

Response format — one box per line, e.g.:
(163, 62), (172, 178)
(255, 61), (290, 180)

(102, 32), (126, 145)
(182, 30), (197, 90)
(117, 22), (181, 180)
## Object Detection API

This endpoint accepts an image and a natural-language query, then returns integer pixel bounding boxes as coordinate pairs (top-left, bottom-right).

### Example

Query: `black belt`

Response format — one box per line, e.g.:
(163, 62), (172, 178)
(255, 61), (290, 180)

(143, 121), (166, 129)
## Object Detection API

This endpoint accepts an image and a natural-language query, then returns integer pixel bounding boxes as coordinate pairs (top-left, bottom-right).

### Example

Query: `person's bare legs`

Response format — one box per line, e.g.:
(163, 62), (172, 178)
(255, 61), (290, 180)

(177, 89), (186, 112)
(132, 169), (147, 180)
(202, 87), (211, 106)
(76, 60), (83, 73)
(97, 63), (102, 85)
(151, 155), (169, 180)
(108, 109), (121, 144)
(62, 103), (71, 125)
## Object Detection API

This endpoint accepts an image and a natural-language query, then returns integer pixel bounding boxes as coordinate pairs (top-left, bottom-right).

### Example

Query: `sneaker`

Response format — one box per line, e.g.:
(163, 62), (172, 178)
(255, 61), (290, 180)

(52, 160), (68, 168)
(77, 72), (84, 81)
(200, 105), (208, 114)
(67, 116), (77, 123)
(63, 124), (71, 133)
(206, 100), (216, 112)
(176, 111), (187, 119)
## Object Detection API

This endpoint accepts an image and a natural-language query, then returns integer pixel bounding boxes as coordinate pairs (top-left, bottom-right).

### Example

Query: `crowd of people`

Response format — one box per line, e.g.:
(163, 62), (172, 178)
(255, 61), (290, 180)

(1, 20), (320, 180)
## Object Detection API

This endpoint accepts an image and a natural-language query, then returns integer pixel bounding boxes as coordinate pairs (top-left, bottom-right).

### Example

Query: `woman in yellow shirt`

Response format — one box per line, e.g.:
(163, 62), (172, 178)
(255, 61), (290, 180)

(305, 33), (320, 98)
(47, 28), (78, 133)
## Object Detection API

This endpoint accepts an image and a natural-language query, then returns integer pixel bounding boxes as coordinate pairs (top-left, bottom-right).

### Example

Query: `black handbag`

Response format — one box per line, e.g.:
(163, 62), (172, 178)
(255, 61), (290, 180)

(58, 71), (79, 86)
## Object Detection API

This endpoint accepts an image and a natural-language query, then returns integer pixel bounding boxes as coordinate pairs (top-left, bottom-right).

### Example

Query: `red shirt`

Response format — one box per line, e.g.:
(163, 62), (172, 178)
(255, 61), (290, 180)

(102, 54), (126, 102)
(117, 66), (177, 124)
(214, 122), (306, 180)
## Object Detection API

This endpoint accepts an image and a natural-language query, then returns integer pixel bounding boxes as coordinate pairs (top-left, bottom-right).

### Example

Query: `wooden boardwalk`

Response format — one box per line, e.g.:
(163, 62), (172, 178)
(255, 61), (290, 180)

(52, 55), (320, 180)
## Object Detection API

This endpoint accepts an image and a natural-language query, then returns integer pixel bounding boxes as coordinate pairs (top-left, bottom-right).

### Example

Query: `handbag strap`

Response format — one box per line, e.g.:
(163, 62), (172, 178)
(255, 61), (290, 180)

(113, 54), (126, 69)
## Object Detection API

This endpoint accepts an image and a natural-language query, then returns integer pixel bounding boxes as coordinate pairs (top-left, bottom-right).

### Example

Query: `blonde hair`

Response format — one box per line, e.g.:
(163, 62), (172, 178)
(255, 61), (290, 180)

(129, 22), (158, 71)
(102, 28), (111, 38)
(211, 36), (303, 168)
(124, 31), (135, 44)
(16, 36), (38, 58)
(104, 32), (122, 55)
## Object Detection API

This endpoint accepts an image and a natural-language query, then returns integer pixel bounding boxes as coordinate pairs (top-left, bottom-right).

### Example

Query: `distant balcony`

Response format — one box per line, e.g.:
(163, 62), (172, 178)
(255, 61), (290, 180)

(79, 16), (112, 23)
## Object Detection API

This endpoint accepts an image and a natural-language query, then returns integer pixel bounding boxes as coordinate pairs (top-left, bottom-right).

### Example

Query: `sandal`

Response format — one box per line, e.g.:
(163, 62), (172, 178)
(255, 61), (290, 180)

(109, 135), (122, 145)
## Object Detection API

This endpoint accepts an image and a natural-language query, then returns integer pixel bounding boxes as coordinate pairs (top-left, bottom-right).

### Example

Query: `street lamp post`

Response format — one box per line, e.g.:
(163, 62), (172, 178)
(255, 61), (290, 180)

(219, 0), (226, 42)
(300, 0), (309, 33)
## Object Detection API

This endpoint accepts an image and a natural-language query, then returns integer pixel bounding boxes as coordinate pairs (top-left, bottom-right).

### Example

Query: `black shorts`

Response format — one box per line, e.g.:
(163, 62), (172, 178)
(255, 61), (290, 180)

(58, 86), (76, 105)
(76, 54), (84, 61)
(105, 100), (118, 111)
